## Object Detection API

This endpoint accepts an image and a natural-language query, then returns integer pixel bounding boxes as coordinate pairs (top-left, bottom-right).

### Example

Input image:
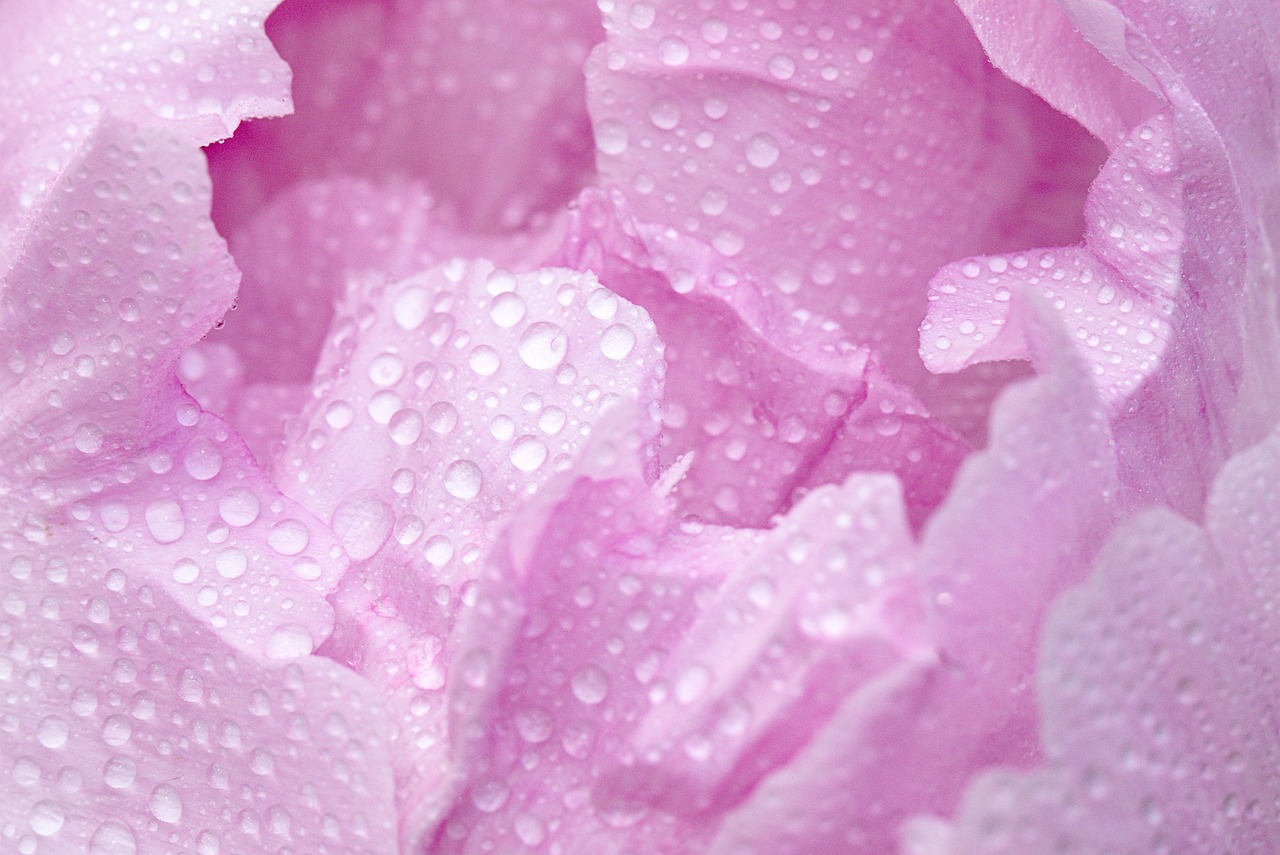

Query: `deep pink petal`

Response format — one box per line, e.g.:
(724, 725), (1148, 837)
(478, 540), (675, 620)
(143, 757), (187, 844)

(207, 0), (602, 235)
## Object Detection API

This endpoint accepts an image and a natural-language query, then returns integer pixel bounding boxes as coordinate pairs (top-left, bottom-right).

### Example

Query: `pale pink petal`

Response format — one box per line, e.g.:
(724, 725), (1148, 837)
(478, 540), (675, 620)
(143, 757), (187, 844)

(207, 0), (601, 235)
(273, 260), (663, 849)
(0, 545), (397, 853)
(1, 0), (290, 261)
(921, 111), (1180, 409)
(606, 475), (926, 816)
(3, 120), (344, 657)
(909, 445), (1280, 854)
(586, 0), (1105, 421)
(946, 0), (1280, 513)
(207, 178), (568, 386)
(560, 189), (970, 528)
(954, 0), (1162, 143)
(707, 306), (1117, 855)
(2, 84), (396, 855)
(440, 425), (925, 852)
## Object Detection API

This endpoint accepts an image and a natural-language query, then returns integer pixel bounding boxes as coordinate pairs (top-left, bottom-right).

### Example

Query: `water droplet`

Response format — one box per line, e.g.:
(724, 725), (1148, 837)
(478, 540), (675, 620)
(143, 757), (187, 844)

(488, 292), (526, 328)
(597, 121), (629, 156)
(571, 665), (609, 704)
(767, 54), (796, 81)
(145, 499), (185, 544)
(267, 625), (314, 659)
(29, 801), (65, 835)
(89, 821), (137, 855)
(75, 423), (104, 454)
(267, 519), (309, 556)
(218, 488), (260, 527)
(368, 352), (406, 386)
(470, 777), (511, 813)
(746, 133), (780, 168)
(468, 345), (501, 376)
(215, 547), (247, 579)
(648, 98), (681, 130)
(183, 437), (222, 480)
(103, 756), (136, 789)
(394, 287), (430, 330)
(657, 35), (690, 66)
(148, 784), (183, 823)
(331, 493), (394, 561)
(600, 324), (636, 360)
(427, 401), (459, 434)
(518, 322), (569, 370)
(444, 460), (484, 500)
(515, 707), (553, 742)
(510, 436), (549, 472)
(389, 408), (425, 445)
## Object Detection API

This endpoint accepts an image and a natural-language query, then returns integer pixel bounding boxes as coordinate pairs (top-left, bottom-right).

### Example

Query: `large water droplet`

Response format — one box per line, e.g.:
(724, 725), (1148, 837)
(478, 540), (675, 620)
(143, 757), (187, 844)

(149, 784), (183, 823)
(444, 460), (483, 500)
(746, 133), (781, 169)
(571, 665), (610, 705)
(218, 487), (260, 527)
(518, 322), (569, 370)
(145, 499), (185, 544)
(29, 800), (65, 835)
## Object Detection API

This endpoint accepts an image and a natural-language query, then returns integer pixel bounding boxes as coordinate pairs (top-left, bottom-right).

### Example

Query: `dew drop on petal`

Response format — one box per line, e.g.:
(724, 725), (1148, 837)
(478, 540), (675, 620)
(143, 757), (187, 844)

(518, 321), (569, 370)
(148, 784), (183, 823)
(444, 460), (483, 500)
(145, 499), (185, 544)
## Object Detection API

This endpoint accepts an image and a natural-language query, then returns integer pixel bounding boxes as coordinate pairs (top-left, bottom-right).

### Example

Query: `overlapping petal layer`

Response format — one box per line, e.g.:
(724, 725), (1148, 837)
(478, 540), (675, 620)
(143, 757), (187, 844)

(270, 258), (664, 848)
(438, 409), (928, 853)
(0, 0), (290, 263)
(586, 0), (1107, 439)
(706, 306), (1116, 855)
(911, 428), (1280, 855)
(207, 0), (602, 235)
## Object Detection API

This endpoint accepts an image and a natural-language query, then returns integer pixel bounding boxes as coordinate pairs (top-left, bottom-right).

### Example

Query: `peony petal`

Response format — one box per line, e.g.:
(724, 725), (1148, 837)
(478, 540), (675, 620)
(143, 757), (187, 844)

(707, 303), (1117, 855)
(1, 0), (290, 262)
(207, 0), (602, 235)
(273, 259), (664, 849)
(586, 0), (1105, 419)
(953, 0), (1162, 143)
(207, 178), (568, 387)
(606, 474), (927, 817)
(2, 119), (345, 657)
(560, 189), (970, 528)
(909, 442), (1280, 854)
(442, 419), (926, 852)
(0, 543), (397, 853)
(177, 342), (246, 418)
(948, 0), (1280, 513)
(920, 111), (1181, 409)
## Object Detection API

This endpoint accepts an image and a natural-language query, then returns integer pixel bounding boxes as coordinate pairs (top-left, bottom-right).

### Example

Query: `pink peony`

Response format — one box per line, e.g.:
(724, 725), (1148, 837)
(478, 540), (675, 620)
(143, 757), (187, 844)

(2, 0), (1278, 853)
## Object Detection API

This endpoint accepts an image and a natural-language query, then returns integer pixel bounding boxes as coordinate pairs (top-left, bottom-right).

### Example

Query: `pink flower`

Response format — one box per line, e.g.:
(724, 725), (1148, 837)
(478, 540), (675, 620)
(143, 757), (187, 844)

(2, 0), (1278, 853)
